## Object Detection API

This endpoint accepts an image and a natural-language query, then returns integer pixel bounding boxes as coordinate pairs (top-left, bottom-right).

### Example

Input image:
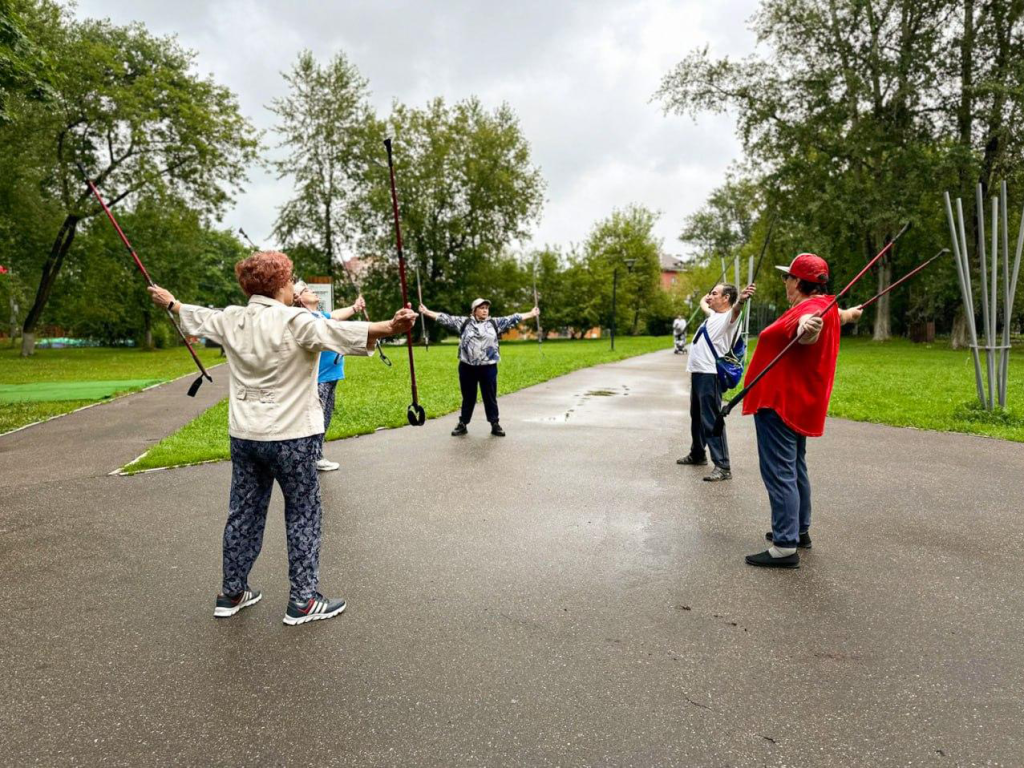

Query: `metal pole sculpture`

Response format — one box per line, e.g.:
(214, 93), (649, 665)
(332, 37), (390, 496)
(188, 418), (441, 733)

(943, 184), (1020, 410)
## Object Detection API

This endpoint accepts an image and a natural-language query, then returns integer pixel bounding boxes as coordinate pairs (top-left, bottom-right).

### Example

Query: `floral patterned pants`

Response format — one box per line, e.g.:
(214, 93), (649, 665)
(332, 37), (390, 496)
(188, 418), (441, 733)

(225, 436), (322, 602)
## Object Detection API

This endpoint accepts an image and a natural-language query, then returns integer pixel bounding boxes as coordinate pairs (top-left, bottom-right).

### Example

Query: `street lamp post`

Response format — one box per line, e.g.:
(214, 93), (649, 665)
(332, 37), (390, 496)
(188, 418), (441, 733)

(611, 259), (637, 350)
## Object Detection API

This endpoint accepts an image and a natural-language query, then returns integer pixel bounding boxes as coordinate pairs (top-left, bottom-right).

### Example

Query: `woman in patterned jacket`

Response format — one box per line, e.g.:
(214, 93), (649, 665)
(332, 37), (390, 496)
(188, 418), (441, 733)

(147, 251), (416, 626)
(418, 297), (539, 437)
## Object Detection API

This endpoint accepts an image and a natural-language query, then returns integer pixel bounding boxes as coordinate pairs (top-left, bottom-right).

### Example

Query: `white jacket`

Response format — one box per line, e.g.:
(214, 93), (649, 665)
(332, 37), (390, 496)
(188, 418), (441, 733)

(178, 295), (372, 441)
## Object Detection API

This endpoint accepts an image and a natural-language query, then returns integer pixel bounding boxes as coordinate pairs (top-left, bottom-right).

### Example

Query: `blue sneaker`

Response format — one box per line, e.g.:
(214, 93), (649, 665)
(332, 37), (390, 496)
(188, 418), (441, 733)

(283, 594), (346, 626)
(214, 589), (262, 618)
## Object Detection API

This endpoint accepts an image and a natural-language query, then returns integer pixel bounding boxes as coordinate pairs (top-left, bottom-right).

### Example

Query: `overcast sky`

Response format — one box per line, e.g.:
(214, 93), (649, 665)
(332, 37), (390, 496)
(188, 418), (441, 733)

(73, 0), (759, 259)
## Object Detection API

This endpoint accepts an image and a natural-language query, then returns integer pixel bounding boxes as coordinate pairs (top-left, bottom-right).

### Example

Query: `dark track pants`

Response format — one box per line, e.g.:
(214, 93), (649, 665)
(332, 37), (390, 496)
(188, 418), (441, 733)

(225, 436), (322, 602)
(688, 372), (730, 469)
(315, 380), (338, 460)
(458, 362), (499, 424)
(754, 408), (811, 549)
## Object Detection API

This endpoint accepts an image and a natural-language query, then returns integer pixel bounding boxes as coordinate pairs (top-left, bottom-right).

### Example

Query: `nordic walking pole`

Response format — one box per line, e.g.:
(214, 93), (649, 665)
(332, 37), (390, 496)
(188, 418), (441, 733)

(339, 256), (392, 366)
(383, 137), (426, 426)
(238, 228), (260, 250)
(713, 222), (911, 436)
(856, 249), (948, 310)
(415, 267), (429, 352)
(532, 258), (543, 347)
(77, 164), (212, 397)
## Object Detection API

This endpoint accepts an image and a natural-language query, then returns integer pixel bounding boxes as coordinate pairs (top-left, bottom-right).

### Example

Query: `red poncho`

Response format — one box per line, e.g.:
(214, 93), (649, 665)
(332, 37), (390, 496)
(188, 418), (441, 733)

(741, 296), (841, 437)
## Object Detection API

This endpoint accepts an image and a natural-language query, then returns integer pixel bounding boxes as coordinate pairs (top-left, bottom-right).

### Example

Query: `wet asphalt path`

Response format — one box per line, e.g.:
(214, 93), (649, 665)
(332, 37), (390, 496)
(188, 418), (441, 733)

(1, 349), (1022, 766)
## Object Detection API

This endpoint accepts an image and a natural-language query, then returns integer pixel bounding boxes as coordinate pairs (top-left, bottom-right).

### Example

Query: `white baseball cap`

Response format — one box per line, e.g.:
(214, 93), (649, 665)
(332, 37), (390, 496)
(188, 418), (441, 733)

(470, 298), (491, 311)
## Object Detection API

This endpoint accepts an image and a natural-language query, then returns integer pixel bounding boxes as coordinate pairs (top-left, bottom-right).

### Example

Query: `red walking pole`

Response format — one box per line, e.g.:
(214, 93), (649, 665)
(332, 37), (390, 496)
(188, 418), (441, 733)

(856, 249), (947, 310)
(78, 165), (212, 397)
(712, 222), (911, 435)
(383, 138), (426, 426)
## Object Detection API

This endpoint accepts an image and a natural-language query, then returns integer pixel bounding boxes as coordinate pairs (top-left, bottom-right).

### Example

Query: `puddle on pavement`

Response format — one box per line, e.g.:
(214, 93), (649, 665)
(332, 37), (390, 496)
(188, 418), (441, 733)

(585, 389), (617, 397)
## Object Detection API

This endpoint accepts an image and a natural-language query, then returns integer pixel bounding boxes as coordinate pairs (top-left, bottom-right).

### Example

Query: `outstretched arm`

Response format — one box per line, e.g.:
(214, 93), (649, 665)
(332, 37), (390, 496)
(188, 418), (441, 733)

(148, 286), (226, 344)
(418, 303), (440, 321)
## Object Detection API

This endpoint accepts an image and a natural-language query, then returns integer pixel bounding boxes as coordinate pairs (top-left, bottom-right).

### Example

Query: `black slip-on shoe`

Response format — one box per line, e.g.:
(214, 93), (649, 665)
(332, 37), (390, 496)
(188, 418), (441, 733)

(703, 466), (732, 482)
(490, 422), (506, 437)
(214, 589), (262, 618)
(676, 455), (708, 466)
(765, 531), (813, 549)
(283, 594), (346, 626)
(745, 550), (800, 569)
(451, 421), (468, 436)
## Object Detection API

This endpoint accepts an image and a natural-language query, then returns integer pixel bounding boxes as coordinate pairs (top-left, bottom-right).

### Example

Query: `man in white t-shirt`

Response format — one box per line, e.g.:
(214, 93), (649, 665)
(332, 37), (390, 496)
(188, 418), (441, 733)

(677, 281), (755, 481)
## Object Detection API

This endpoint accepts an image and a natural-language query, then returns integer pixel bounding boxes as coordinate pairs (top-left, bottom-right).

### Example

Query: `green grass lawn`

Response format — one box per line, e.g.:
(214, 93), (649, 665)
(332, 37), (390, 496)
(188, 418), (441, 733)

(123, 337), (670, 472)
(726, 336), (1024, 442)
(0, 346), (224, 435)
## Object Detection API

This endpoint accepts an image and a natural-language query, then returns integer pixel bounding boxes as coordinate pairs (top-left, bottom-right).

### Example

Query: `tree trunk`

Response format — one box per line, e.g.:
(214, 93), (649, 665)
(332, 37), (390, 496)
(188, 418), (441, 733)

(21, 214), (80, 356)
(143, 311), (154, 350)
(872, 257), (892, 341)
(951, 306), (970, 349)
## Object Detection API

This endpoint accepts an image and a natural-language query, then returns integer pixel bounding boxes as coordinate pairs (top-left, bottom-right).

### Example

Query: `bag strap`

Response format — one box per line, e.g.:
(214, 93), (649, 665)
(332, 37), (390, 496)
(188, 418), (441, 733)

(461, 317), (501, 336)
(697, 324), (722, 362)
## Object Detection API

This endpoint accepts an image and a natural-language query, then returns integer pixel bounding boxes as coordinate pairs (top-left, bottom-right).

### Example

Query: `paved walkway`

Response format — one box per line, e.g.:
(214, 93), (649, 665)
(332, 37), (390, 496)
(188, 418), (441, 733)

(1, 350), (1021, 766)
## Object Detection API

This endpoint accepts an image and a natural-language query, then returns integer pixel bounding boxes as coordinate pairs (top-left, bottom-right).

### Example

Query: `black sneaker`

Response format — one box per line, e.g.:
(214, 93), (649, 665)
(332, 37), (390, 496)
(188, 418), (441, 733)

(490, 422), (506, 437)
(283, 594), (347, 626)
(451, 421), (468, 436)
(765, 531), (813, 549)
(745, 550), (800, 569)
(214, 589), (262, 618)
(676, 455), (708, 466)
(703, 466), (732, 482)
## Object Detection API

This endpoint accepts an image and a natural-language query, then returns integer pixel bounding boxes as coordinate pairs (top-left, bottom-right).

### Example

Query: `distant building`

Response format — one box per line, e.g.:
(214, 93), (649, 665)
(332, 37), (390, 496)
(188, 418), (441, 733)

(660, 253), (687, 290)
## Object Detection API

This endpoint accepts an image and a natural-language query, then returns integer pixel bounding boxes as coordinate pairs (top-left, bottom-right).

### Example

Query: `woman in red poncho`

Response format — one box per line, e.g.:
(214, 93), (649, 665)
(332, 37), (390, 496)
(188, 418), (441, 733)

(742, 253), (862, 569)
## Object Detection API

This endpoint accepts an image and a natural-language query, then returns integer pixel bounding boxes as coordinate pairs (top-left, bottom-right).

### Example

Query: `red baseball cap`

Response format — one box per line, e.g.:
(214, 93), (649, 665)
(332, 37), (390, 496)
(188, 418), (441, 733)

(775, 253), (829, 284)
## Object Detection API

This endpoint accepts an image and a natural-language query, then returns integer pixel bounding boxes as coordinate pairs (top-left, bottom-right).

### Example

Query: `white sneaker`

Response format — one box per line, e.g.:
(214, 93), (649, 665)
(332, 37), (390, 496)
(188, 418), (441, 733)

(316, 459), (339, 472)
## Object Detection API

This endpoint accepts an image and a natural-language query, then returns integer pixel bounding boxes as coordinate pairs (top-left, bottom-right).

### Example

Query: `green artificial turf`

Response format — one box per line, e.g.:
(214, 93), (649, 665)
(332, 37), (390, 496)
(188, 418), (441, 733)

(123, 337), (670, 472)
(0, 346), (224, 435)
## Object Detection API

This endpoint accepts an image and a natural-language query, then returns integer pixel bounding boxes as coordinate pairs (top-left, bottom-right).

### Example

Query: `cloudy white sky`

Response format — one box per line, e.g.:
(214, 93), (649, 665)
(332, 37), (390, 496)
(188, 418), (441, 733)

(73, 0), (759, 258)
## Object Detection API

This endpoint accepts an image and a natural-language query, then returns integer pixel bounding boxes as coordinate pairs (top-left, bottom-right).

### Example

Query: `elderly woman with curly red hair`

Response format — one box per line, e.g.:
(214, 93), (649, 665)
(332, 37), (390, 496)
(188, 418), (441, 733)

(148, 251), (416, 626)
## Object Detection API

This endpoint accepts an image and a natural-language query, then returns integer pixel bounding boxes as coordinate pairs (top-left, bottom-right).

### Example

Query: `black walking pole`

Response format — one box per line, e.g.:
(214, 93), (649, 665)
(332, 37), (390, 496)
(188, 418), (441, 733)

(339, 256), (392, 367)
(78, 164), (212, 397)
(532, 258), (543, 347)
(383, 138), (426, 426)
(415, 267), (429, 352)
(712, 222), (911, 436)
(238, 228), (260, 250)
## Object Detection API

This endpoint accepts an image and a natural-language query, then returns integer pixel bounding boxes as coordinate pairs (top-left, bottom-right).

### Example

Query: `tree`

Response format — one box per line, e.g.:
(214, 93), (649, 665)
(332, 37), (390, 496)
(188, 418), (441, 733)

(656, 0), (954, 339)
(355, 96), (545, 323)
(270, 50), (373, 289)
(582, 204), (663, 336)
(15, 8), (258, 355)
(0, 0), (53, 124)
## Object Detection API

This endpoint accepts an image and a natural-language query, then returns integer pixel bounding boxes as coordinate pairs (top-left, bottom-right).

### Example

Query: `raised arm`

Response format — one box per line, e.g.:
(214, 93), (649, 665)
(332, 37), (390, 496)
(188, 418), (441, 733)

(331, 295), (366, 321)
(730, 283), (756, 322)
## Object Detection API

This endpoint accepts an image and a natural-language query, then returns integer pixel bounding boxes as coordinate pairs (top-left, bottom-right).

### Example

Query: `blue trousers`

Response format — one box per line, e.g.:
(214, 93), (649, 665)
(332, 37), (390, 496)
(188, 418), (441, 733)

(459, 362), (499, 424)
(689, 372), (730, 469)
(225, 436), (322, 602)
(754, 408), (811, 549)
